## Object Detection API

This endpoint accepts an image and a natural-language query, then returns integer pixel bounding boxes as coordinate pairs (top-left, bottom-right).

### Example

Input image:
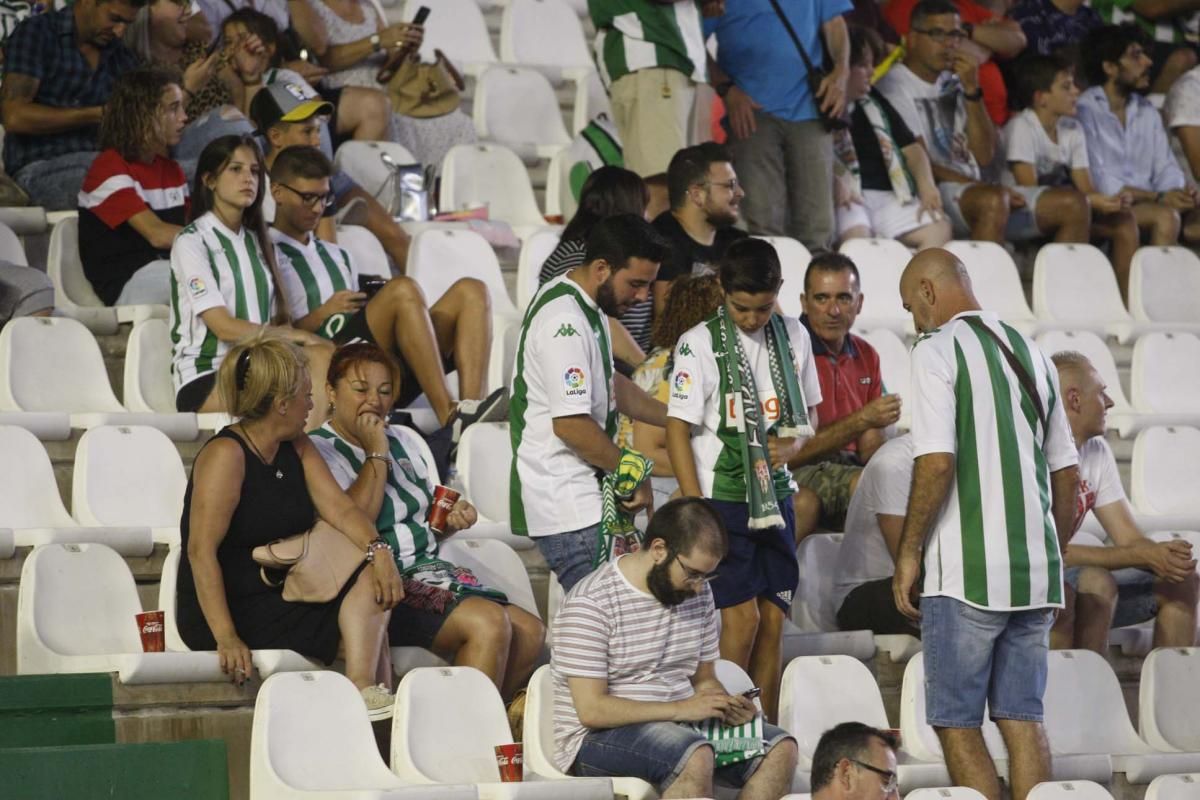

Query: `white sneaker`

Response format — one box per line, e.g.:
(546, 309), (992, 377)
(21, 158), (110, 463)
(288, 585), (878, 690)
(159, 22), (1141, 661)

(360, 684), (394, 721)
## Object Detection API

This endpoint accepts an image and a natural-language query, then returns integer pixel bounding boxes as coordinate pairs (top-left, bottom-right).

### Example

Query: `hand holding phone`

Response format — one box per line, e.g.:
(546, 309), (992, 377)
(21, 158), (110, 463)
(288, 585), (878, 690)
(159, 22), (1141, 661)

(741, 687), (762, 700)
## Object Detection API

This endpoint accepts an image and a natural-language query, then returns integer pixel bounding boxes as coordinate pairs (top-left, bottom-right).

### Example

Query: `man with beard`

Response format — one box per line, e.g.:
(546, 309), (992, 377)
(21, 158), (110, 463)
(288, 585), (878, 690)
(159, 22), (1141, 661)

(652, 143), (748, 321)
(510, 214), (671, 591)
(551, 496), (799, 800)
(1077, 24), (1200, 247)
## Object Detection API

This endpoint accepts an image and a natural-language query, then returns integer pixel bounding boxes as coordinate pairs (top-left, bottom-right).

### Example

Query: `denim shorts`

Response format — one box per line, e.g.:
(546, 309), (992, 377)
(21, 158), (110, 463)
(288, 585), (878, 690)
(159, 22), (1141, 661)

(536, 523), (601, 594)
(1064, 566), (1158, 629)
(921, 595), (1055, 727)
(939, 182), (1047, 241)
(570, 719), (793, 792)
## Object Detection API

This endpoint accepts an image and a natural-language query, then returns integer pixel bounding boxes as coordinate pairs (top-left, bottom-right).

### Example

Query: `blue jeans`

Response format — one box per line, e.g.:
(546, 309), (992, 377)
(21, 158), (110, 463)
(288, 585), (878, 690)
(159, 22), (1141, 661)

(922, 595), (1054, 727)
(536, 523), (601, 593)
(1064, 565), (1158, 628)
(114, 259), (171, 306)
(14, 151), (99, 211)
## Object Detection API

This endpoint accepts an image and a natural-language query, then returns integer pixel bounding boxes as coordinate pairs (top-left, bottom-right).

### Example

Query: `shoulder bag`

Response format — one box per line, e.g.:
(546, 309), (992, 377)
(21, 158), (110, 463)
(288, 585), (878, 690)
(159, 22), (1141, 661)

(252, 520), (365, 603)
(762, 0), (847, 131)
(961, 315), (1048, 434)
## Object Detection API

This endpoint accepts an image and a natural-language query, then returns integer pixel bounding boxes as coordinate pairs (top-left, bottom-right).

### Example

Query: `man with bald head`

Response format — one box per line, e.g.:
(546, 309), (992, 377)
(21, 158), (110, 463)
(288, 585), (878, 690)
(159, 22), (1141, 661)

(1050, 351), (1197, 654)
(892, 249), (1079, 800)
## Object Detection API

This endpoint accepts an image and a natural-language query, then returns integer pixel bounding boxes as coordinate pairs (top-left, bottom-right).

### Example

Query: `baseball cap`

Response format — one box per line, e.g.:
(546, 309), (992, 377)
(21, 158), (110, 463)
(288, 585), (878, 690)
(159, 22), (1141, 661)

(250, 83), (334, 134)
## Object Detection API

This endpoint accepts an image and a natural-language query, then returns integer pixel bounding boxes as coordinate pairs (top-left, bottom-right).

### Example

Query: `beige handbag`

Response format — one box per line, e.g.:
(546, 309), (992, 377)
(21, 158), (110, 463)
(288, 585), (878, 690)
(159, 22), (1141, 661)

(252, 521), (365, 603)
(380, 48), (464, 119)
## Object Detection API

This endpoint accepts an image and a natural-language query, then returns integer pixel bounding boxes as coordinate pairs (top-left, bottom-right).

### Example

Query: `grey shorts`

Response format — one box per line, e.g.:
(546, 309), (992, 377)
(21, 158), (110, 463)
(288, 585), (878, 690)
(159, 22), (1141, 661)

(940, 182), (1047, 241)
(1064, 566), (1159, 628)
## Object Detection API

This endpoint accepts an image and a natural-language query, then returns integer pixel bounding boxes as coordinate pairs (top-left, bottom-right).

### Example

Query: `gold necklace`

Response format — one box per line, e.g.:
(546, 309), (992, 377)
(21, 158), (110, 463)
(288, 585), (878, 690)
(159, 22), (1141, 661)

(240, 424), (283, 480)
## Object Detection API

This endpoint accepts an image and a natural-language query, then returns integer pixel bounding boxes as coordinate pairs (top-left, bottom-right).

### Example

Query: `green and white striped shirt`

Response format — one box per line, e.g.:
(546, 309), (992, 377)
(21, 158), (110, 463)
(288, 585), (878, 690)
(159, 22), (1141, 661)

(310, 424), (438, 569)
(169, 212), (276, 393)
(910, 312), (1078, 611)
(270, 228), (358, 339)
(590, 0), (707, 87)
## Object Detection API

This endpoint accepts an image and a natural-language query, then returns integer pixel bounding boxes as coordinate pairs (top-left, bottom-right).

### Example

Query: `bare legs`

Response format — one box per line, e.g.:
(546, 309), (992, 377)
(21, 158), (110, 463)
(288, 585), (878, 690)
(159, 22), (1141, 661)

(720, 597), (786, 723)
(338, 569), (394, 689)
(430, 597), (546, 701)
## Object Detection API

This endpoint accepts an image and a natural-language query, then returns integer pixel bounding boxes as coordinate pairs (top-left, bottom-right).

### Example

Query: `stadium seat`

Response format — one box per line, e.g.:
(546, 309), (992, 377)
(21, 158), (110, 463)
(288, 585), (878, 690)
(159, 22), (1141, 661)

(405, 0), (497, 75)
(1131, 427), (1200, 531)
(905, 790), (989, 800)
(0, 425), (152, 556)
(516, 228), (561, 310)
(757, 236), (811, 319)
(572, 72), (614, 134)
(72, 425), (186, 546)
(789, 533), (877, 661)
(1145, 773), (1200, 800)
(47, 216), (166, 335)
(251, 670), (479, 799)
(523, 665), (658, 800)
(392, 666), (614, 798)
(0, 317), (199, 440)
(1129, 246), (1200, 332)
(0, 529), (12, 559)
(123, 318), (176, 415)
(545, 573), (565, 635)
(1139, 648), (1200, 753)
(1032, 243), (1140, 342)
(779, 655), (950, 792)
(0, 410), (70, 442)
(439, 144), (549, 237)
(499, 0), (594, 84)
(857, 328), (911, 431)
(0, 218), (27, 265)
(438, 539), (541, 620)
(331, 139), (418, 208)
(944, 240), (1037, 334)
(1130, 332), (1200, 431)
(473, 66), (572, 163)
(1043, 649), (1200, 782)
(335, 224), (392, 279)
(838, 238), (912, 335)
(544, 146), (573, 219)
(17, 542), (235, 683)
(455, 422), (535, 550)
(1035, 329), (1136, 436)
(1027, 783), (1115, 800)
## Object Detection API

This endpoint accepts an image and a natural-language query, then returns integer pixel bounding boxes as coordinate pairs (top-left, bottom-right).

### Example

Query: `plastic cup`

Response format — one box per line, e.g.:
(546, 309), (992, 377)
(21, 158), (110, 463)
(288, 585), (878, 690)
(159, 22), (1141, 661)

(494, 743), (523, 782)
(137, 610), (165, 652)
(428, 485), (461, 533)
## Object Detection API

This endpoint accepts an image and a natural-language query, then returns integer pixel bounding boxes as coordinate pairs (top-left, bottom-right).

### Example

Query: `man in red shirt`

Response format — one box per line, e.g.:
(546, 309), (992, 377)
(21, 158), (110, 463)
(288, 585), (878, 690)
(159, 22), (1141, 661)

(787, 253), (902, 533)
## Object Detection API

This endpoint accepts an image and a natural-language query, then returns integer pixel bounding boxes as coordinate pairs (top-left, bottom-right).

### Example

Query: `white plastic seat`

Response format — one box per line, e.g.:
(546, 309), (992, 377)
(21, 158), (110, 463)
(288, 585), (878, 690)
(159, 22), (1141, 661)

(1140, 648), (1200, 752)
(779, 655), (950, 792)
(47, 216), (167, 334)
(252, 670), (479, 799)
(474, 66), (572, 163)
(1044, 649), (1200, 783)
(499, 0), (593, 85)
(1130, 332), (1200, 431)
(858, 328), (911, 431)
(1027, 782), (1115, 800)
(1129, 246), (1200, 332)
(123, 318), (176, 415)
(1033, 243), (1145, 342)
(544, 147), (570, 219)
(1132, 427), (1200, 531)
(1145, 773), (1200, 800)
(757, 236), (811, 319)
(944, 240), (1037, 334)
(455, 422), (534, 550)
(1035, 329), (1137, 436)
(0, 218), (27, 265)
(0, 317), (199, 440)
(516, 228), (560, 310)
(789, 533), (877, 660)
(838, 238), (912, 335)
(439, 144), (548, 237)
(0, 425), (152, 556)
(437, 539), (541, 620)
(332, 139), (418, 200)
(72, 425), (186, 546)
(0, 529), (12, 559)
(336, 224), (392, 279)
(392, 666), (613, 799)
(404, 0), (496, 75)
(905, 789), (990, 800)
(523, 664), (658, 800)
(572, 72), (613, 134)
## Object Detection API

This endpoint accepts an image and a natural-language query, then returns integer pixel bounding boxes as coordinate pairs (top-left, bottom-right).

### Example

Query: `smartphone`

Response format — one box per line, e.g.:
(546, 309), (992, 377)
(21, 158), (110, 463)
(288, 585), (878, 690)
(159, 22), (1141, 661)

(412, 5), (431, 25)
(742, 687), (762, 700)
(358, 275), (387, 299)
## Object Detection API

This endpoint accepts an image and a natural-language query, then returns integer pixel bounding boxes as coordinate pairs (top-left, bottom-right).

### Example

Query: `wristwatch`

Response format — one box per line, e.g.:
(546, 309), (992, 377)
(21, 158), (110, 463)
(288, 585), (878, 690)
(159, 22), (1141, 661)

(370, 33), (382, 52)
(714, 80), (734, 97)
(963, 87), (984, 102)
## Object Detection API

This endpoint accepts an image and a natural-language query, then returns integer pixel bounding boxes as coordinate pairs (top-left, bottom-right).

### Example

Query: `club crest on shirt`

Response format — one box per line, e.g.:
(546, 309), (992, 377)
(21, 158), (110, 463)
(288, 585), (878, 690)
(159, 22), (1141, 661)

(563, 365), (588, 397)
(188, 276), (207, 298)
(671, 370), (692, 400)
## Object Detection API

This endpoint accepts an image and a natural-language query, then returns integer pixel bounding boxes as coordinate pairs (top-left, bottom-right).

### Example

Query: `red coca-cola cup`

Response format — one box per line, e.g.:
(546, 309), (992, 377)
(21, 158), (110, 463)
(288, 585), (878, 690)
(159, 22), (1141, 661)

(494, 743), (523, 782)
(137, 610), (165, 652)
(428, 485), (461, 534)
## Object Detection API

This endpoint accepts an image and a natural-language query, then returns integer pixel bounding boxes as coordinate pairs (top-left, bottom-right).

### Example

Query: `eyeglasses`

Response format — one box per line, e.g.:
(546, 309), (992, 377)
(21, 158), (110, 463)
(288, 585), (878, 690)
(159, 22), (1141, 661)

(276, 181), (336, 209)
(850, 760), (899, 794)
(674, 554), (718, 585)
(703, 178), (741, 192)
(911, 26), (969, 43)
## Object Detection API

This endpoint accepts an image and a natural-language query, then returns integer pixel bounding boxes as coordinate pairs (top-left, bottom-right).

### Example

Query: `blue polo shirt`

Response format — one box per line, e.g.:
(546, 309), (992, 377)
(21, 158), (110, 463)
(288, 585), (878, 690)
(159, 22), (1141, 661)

(704, 0), (852, 123)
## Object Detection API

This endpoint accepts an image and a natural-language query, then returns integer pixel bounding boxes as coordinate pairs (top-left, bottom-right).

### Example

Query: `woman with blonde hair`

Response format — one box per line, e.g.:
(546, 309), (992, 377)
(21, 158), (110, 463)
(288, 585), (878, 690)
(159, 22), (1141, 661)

(176, 333), (403, 717)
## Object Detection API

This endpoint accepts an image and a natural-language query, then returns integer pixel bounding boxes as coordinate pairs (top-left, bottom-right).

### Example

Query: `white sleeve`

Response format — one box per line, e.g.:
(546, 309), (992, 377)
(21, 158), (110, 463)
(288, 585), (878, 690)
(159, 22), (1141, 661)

(1044, 362), (1081, 473)
(872, 437), (915, 516)
(171, 231), (227, 316)
(1165, 75), (1200, 128)
(274, 246), (314, 321)
(1089, 438), (1128, 507)
(876, 73), (924, 146)
(787, 317), (823, 408)
(1005, 114), (1038, 165)
(1065, 124), (1090, 170)
(910, 336), (958, 457)
(667, 326), (715, 425)
(539, 310), (602, 418)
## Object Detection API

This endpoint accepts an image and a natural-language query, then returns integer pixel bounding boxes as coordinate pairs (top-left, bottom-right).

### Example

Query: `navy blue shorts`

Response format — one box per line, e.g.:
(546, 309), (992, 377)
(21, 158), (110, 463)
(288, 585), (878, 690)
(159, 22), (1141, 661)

(707, 498), (798, 613)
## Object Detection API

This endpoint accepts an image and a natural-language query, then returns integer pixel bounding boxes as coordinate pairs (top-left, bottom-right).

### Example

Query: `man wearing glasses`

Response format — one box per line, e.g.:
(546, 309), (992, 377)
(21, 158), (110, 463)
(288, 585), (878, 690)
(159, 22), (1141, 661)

(877, 0), (1090, 246)
(809, 722), (900, 800)
(551, 497), (799, 800)
(267, 145), (506, 441)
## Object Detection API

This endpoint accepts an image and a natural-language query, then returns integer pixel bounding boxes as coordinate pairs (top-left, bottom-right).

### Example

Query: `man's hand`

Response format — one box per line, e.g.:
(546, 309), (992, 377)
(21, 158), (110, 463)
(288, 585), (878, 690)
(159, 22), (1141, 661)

(1139, 539), (1197, 582)
(672, 686), (736, 722)
(857, 395), (902, 429)
(1092, 194), (1126, 214)
(917, 182), (944, 222)
(320, 290), (367, 318)
(722, 694), (757, 726)
(893, 550), (922, 621)
(1162, 188), (1198, 210)
(1005, 186), (1028, 210)
(724, 85), (762, 141)
(951, 51), (980, 94)
(700, 0), (725, 17)
(817, 66), (848, 119)
(767, 436), (801, 469)
(620, 480), (653, 514)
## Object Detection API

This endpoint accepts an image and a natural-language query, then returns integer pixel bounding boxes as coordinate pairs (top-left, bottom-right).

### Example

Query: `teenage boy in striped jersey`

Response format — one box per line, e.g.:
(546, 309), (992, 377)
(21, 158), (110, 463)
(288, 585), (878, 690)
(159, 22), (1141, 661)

(894, 248), (1079, 800)
(268, 145), (505, 440)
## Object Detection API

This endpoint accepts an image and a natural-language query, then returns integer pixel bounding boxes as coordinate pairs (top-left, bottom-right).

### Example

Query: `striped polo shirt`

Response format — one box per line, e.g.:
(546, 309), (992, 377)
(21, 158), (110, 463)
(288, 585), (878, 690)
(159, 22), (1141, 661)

(590, 0), (707, 87)
(910, 311), (1079, 611)
(168, 212), (276, 393)
(271, 228), (358, 339)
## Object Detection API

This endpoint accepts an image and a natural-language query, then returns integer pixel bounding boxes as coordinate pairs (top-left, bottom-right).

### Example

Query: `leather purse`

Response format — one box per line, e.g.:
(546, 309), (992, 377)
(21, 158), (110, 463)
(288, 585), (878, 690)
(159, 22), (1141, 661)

(252, 520), (365, 603)
(380, 48), (464, 119)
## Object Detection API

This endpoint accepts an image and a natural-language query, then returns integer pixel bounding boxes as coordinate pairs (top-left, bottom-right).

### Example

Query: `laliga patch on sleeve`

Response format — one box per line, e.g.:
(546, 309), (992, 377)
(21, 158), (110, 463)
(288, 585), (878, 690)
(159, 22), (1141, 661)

(188, 276), (208, 298)
(563, 365), (588, 398)
(671, 369), (693, 401)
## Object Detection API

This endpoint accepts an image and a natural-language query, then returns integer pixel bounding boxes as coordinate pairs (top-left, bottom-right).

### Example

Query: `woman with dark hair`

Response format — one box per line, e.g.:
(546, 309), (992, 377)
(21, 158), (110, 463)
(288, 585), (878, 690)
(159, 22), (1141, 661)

(538, 165), (651, 364)
(79, 66), (190, 307)
(169, 134), (332, 425)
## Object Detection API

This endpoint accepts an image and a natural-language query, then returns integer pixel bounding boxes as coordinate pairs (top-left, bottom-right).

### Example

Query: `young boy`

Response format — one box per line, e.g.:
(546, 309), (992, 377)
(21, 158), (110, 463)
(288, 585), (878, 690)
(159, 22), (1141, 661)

(1006, 54), (1139, 294)
(665, 238), (821, 724)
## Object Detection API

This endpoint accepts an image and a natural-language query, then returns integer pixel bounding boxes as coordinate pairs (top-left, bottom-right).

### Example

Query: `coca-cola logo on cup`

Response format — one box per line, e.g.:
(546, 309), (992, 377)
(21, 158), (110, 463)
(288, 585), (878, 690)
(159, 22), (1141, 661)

(141, 620), (164, 634)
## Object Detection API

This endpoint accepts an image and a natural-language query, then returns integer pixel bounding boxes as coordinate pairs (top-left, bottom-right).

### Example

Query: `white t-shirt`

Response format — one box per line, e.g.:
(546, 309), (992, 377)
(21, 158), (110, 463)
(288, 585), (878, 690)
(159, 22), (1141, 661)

(1004, 108), (1090, 187)
(509, 275), (615, 537)
(832, 434), (914, 611)
(1165, 65), (1200, 130)
(667, 315), (821, 501)
(1070, 435), (1127, 539)
(876, 63), (980, 181)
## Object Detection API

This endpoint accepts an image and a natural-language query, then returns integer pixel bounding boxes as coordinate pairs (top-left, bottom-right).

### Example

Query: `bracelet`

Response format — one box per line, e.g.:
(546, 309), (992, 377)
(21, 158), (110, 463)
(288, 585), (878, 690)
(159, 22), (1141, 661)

(366, 452), (390, 465)
(365, 539), (393, 563)
(962, 87), (983, 102)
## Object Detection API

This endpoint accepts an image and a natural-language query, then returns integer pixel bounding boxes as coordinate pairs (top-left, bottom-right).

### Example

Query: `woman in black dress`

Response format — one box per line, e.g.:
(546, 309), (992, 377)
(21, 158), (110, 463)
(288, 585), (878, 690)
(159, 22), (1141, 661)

(176, 333), (404, 719)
